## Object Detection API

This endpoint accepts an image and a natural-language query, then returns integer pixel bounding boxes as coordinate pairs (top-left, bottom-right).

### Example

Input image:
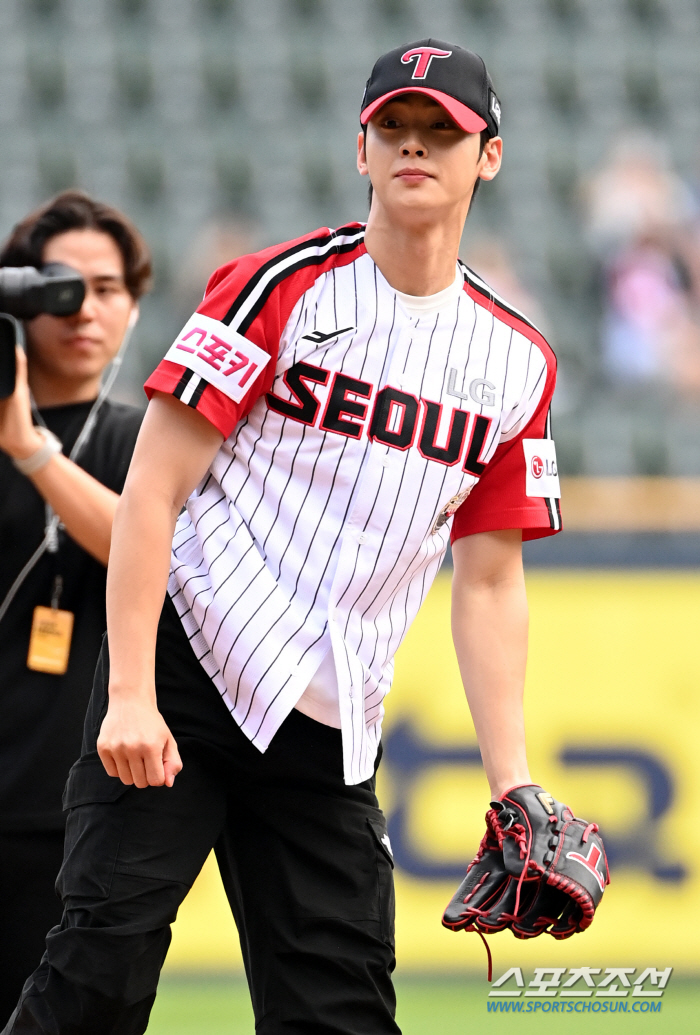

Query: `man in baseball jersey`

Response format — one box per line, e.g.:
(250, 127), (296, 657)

(6, 40), (563, 1035)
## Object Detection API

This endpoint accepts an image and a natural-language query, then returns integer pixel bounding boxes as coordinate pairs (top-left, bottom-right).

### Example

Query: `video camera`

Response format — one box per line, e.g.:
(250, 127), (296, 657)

(0, 264), (85, 399)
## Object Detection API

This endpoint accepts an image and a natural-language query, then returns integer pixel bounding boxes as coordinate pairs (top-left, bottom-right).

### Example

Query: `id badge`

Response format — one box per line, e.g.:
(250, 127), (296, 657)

(27, 605), (74, 675)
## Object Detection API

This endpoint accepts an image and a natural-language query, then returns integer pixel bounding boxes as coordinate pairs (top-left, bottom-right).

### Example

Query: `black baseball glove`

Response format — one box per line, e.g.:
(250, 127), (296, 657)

(443, 784), (609, 942)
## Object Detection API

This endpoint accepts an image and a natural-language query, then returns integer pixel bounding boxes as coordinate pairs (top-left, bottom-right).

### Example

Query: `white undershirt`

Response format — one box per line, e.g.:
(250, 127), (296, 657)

(294, 648), (341, 726)
(394, 267), (465, 315)
(294, 266), (465, 729)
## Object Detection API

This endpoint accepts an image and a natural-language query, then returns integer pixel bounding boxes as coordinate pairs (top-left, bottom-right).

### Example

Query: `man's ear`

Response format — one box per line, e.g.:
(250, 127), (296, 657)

(357, 130), (369, 177)
(478, 136), (503, 182)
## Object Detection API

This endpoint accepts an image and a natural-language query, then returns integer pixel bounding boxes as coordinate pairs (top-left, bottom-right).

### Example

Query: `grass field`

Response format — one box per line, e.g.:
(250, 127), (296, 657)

(147, 974), (700, 1034)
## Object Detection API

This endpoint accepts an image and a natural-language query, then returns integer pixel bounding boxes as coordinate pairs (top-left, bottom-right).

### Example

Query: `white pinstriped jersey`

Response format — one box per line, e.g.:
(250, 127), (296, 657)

(146, 224), (561, 784)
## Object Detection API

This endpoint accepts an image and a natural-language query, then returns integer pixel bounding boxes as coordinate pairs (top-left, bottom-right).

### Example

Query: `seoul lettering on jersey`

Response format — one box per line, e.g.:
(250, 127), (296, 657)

(144, 224), (561, 785)
(266, 361), (492, 477)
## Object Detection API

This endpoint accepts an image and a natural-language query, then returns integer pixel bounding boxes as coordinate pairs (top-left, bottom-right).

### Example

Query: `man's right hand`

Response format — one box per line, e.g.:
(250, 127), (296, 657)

(0, 347), (44, 460)
(97, 695), (183, 788)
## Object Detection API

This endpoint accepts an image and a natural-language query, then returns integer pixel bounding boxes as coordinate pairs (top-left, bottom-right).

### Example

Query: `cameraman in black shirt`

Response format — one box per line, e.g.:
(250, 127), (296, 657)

(0, 191), (152, 1014)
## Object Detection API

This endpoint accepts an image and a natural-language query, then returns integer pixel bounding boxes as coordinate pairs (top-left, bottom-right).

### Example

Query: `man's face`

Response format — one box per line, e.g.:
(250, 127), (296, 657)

(26, 228), (135, 385)
(357, 93), (501, 222)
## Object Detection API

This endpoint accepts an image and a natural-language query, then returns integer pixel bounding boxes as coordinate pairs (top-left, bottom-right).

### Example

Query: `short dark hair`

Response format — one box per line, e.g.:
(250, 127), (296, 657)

(363, 126), (491, 210)
(0, 189), (153, 300)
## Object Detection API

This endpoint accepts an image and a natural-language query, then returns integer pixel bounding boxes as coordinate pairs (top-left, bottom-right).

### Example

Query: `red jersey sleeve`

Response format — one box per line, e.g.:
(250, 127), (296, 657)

(144, 225), (365, 438)
(451, 347), (562, 544)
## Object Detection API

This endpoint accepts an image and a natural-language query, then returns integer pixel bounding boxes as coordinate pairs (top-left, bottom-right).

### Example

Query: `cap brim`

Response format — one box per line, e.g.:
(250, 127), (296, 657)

(361, 88), (488, 133)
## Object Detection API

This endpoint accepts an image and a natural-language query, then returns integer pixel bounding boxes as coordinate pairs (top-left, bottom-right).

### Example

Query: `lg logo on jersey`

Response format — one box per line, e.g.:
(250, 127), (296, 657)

(531, 455), (557, 479)
(266, 361), (493, 476)
(523, 439), (561, 500)
(446, 367), (496, 407)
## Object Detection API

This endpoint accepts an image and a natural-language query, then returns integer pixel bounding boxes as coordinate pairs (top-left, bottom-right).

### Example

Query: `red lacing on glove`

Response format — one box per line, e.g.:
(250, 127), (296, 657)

(487, 808), (532, 917)
(461, 871), (489, 906)
(476, 928), (493, 982)
(454, 914), (494, 983)
(511, 913), (559, 940)
(450, 850), (498, 982)
(582, 822), (599, 842)
(486, 809), (529, 860)
(514, 847), (534, 917)
(457, 808), (552, 984)
(467, 825), (499, 874)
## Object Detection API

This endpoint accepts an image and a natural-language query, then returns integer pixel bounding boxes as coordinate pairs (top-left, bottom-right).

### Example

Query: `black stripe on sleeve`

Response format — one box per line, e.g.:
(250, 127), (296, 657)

(173, 368), (194, 399)
(188, 377), (208, 409)
(544, 496), (555, 529)
(236, 236), (366, 336)
(554, 496), (562, 528)
(543, 406), (560, 530)
(222, 225), (365, 329)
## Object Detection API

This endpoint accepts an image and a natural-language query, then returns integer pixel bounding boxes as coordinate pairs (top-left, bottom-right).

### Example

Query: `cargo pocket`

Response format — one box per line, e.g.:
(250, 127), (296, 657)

(57, 758), (131, 902)
(367, 815), (395, 947)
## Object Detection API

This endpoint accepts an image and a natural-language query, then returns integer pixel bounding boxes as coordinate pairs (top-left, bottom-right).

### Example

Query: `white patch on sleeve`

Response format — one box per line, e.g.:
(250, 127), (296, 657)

(523, 438), (561, 498)
(164, 313), (270, 403)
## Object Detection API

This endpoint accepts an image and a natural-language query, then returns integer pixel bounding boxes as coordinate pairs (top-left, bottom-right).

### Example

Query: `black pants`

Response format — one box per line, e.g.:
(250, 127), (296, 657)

(0, 830), (65, 1021)
(4, 597), (399, 1035)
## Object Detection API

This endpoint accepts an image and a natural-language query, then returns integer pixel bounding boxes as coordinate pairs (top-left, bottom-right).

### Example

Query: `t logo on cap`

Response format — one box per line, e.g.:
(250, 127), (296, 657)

(401, 46), (452, 80)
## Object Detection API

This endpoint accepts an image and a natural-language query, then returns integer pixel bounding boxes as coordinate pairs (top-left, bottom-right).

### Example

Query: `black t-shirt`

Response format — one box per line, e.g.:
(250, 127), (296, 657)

(0, 399), (142, 831)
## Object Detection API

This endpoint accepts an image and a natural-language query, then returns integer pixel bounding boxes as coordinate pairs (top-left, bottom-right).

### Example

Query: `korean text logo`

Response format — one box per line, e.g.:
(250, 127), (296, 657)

(487, 966), (672, 1014)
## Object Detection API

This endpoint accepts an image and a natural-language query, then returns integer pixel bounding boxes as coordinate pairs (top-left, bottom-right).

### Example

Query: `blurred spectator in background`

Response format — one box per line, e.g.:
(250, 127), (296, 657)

(0, 191), (151, 1015)
(602, 241), (700, 390)
(174, 217), (256, 321)
(585, 133), (694, 256)
(462, 236), (547, 331)
(584, 133), (700, 395)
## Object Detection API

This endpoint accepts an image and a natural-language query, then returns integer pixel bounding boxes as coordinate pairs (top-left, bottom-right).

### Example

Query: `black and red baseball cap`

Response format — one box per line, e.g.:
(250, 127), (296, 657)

(360, 39), (501, 138)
